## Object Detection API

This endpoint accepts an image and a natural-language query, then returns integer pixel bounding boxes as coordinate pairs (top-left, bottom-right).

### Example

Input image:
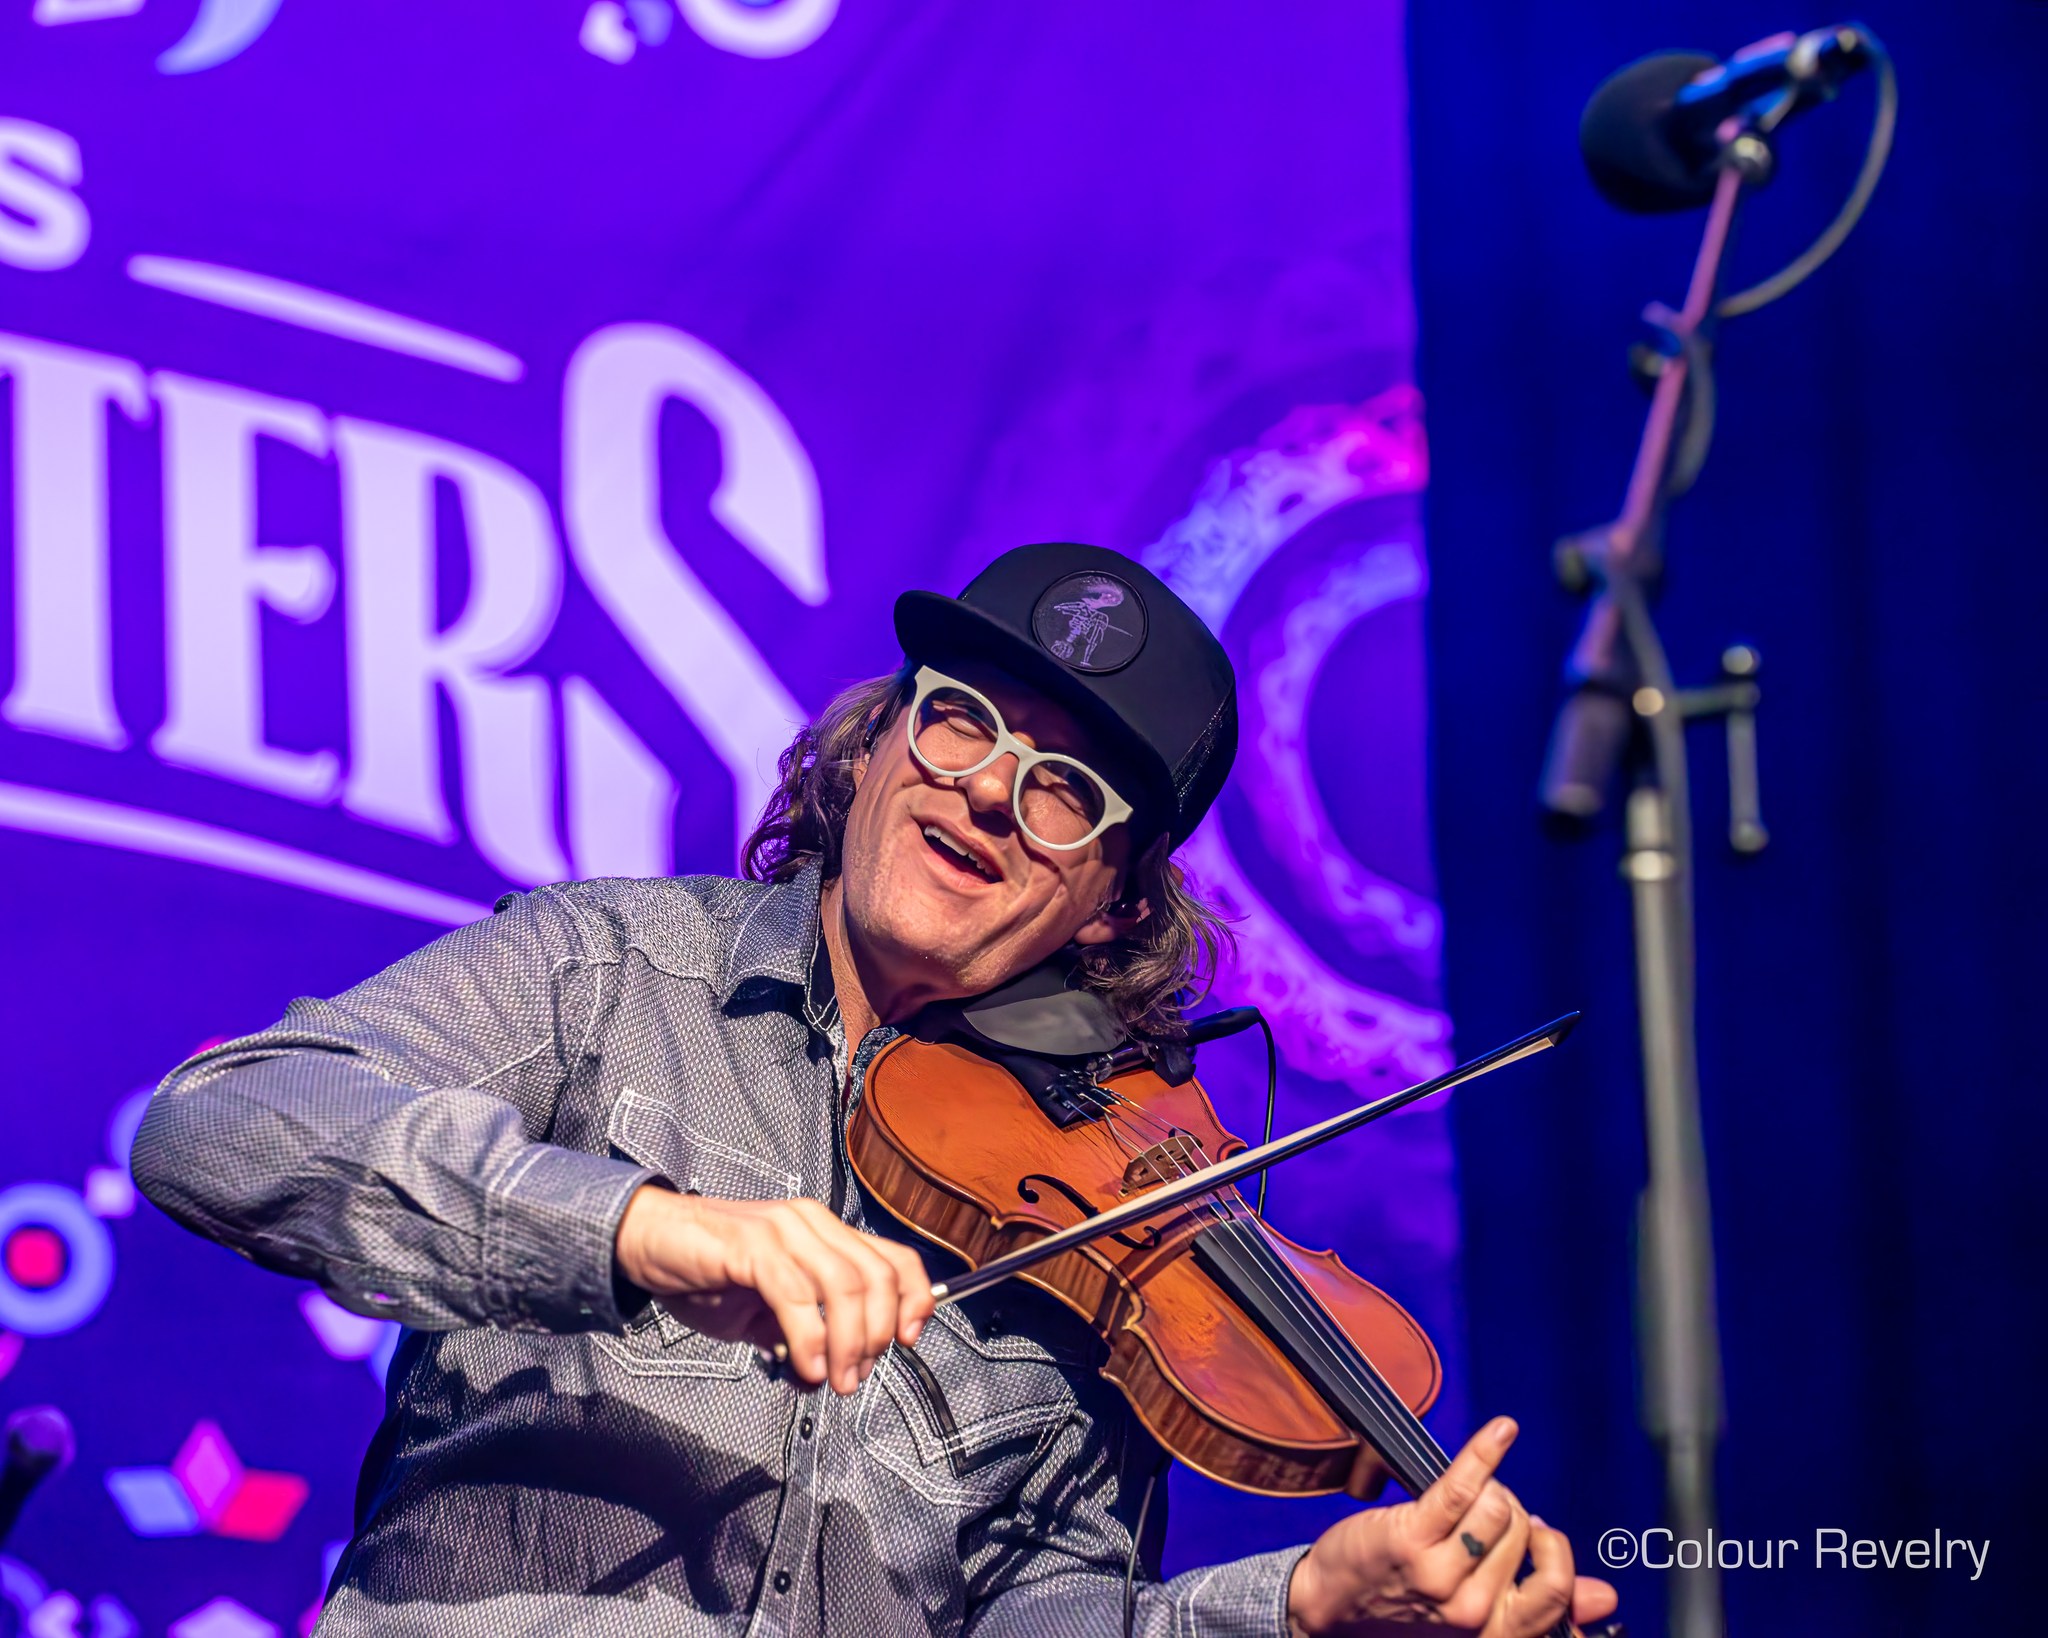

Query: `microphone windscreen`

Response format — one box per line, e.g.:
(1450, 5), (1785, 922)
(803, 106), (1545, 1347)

(4, 1406), (75, 1479)
(1580, 51), (1723, 214)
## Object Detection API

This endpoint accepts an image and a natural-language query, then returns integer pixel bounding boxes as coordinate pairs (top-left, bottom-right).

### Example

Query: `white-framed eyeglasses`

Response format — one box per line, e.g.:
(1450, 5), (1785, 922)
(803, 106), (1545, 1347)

(904, 666), (1134, 851)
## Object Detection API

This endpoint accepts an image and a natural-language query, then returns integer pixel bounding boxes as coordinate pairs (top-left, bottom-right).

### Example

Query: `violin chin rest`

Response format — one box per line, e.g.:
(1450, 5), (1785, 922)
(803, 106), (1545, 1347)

(954, 958), (1123, 1056)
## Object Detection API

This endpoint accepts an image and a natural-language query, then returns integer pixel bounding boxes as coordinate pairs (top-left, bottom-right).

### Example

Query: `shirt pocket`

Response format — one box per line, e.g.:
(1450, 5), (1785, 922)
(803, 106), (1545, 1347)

(595, 1087), (801, 1381)
(855, 1297), (1081, 1511)
(606, 1085), (800, 1201)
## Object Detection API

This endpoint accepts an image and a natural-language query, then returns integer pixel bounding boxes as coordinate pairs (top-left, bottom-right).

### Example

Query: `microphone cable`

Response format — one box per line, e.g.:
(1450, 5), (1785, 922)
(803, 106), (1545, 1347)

(1121, 1457), (1165, 1638)
(1719, 23), (1897, 318)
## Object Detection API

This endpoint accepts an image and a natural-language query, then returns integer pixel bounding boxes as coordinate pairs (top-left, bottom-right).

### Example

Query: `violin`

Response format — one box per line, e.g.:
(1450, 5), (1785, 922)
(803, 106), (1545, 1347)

(844, 971), (1594, 1637)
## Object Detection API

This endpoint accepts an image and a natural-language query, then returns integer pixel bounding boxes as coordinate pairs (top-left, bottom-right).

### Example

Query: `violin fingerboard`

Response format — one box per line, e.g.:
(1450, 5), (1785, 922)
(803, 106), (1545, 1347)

(1189, 1222), (1451, 1499)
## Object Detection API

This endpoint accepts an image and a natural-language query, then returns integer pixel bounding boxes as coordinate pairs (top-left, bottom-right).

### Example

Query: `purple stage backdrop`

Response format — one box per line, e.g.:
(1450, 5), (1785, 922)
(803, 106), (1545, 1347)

(0, 4), (1450, 1631)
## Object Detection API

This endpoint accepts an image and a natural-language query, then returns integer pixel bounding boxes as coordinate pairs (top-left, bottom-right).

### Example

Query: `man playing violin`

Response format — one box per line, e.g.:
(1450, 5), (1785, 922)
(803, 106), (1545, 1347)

(135, 543), (1618, 1637)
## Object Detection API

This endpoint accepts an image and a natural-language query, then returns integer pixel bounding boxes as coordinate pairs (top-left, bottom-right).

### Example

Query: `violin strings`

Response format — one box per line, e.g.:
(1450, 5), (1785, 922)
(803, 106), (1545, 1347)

(1047, 1078), (1246, 1254)
(1053, 1080), (1258, 1265)
(1057, 1080), (1230, 1210)
(1070, 1083), (1169, 1175)
(1069, 1087), (1240, 1245)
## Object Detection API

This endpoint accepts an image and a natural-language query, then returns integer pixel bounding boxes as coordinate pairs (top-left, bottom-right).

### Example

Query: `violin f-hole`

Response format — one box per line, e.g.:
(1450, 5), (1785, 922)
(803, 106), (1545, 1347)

(1018, 1174), (1161, 1250)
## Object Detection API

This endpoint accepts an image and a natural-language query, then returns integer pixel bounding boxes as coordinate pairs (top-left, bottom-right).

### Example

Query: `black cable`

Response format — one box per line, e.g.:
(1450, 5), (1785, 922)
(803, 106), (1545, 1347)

(1717, 26), (1896, 319)
(1253, 1012), (1278, 1217)
(1122, 1460), (1163, 1638)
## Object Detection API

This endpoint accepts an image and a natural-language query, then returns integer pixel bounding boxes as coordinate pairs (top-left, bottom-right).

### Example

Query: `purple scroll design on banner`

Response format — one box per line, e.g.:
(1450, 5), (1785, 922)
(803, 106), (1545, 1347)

(38, 0), (839, 74)
(1248, 541), (1442, 976)
(1176, 827), (1448, 1090)
(1147, 392), (1427, 632)
(583, 0), (841, 65)
(31, 0), (284, 76)
(155, 0), (287, 75)
(1143, 390), (1450, 1091)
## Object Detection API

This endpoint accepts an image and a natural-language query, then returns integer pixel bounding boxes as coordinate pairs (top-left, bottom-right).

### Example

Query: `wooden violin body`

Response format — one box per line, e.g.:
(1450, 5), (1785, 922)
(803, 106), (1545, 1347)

(848, 1034), (1442, 1498)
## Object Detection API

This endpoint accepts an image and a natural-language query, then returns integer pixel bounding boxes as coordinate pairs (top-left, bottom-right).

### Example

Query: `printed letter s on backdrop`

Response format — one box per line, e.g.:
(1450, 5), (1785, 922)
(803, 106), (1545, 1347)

(0, 119), (89, 272)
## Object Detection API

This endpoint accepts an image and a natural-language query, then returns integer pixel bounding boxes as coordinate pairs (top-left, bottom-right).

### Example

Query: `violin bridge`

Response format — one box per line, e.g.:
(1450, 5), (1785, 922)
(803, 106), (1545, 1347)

(1120, 1132), (1204, 1195)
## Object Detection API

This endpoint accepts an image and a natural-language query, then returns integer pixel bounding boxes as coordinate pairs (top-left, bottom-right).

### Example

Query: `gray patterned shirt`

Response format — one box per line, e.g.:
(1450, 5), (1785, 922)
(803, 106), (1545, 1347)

(133, 866), (1306, 1636)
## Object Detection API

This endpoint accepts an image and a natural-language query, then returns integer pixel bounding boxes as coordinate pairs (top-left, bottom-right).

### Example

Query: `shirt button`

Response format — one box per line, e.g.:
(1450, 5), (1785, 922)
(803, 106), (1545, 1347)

(772, 1570), (792, 1594)
(799, 1415), (814, 1439)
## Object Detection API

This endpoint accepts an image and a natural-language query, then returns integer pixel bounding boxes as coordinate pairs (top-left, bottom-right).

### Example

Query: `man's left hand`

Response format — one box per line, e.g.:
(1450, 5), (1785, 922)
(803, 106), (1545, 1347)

(1285, 1417), (1619, 1637)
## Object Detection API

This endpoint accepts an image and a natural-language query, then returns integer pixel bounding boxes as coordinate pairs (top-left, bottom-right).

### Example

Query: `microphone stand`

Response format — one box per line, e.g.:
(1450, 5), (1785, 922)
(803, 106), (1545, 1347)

(1541, 132), (1775, 1638)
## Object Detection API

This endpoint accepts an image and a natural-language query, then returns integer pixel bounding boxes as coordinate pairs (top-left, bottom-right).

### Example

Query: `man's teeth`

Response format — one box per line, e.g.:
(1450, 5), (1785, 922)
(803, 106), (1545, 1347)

(923, 825), (993, 879)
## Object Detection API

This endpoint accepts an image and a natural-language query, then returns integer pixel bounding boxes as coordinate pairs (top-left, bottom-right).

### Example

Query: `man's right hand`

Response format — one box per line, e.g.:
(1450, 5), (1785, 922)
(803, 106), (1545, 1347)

(613, 1185), (935, 1394)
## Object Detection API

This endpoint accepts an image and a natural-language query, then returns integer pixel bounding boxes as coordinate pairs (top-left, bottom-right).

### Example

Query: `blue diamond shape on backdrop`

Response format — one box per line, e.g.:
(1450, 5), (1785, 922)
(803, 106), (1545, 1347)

(105, 1465), (201, 1536)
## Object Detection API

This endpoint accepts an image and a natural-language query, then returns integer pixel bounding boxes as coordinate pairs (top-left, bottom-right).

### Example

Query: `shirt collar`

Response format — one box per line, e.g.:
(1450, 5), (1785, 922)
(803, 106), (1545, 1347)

(717, 862), (835, 1030)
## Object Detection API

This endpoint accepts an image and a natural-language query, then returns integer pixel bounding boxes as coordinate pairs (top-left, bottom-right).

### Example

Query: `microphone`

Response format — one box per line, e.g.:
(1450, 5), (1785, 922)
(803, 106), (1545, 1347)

(1096, 1005), (1263, 1085)
(1184, 1006), (1262, 1047)
(0, 1405), (74, 1551)
(1582, 24), (1875, 213)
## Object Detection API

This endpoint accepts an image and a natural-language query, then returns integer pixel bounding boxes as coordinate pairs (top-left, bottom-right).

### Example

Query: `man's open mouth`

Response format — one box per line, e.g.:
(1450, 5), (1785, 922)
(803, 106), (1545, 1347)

(922, 823), (998, 883)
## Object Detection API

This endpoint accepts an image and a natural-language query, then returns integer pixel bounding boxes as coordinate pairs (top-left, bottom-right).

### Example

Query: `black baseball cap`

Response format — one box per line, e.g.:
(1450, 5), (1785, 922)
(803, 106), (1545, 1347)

(894, 543), (1237, 846)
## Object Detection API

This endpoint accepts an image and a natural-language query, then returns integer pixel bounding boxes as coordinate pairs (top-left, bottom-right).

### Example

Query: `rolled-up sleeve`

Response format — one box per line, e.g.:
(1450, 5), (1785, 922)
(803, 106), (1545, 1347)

(131, 886), (655, 1336)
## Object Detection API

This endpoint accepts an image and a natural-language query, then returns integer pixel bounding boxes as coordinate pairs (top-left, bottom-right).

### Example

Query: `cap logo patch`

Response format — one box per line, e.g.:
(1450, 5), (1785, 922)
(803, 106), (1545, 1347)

(1031, 572), (1147, 673)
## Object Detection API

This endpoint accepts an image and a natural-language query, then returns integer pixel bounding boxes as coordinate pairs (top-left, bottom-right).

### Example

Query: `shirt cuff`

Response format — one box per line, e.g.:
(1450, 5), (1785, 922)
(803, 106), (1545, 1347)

(483, 1141), (658, 1333)
(1168, 1544), (1312, 1638)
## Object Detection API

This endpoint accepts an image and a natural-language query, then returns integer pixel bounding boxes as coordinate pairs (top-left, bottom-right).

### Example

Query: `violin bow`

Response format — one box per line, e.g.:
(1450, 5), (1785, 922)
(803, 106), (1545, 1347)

(931, 1011), (1579, 1304)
